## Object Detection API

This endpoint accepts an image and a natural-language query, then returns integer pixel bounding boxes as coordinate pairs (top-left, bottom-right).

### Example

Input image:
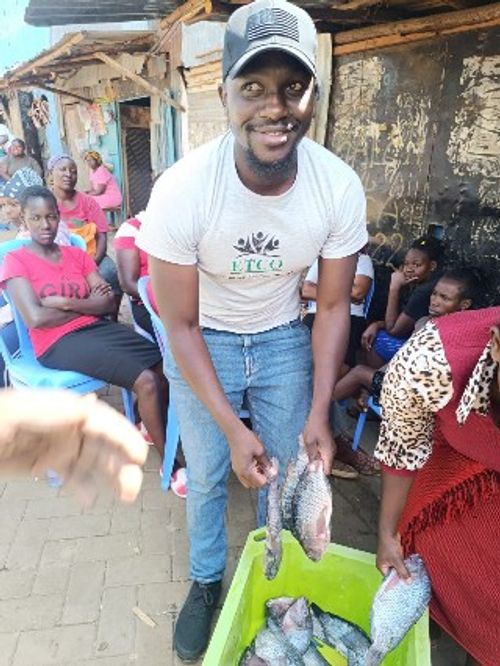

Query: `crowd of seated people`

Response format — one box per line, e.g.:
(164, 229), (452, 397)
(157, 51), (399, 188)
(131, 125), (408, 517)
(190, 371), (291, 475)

(333, 267), (486, 410)
(0, 186), (167, 461)
(0, 143), (188, 497)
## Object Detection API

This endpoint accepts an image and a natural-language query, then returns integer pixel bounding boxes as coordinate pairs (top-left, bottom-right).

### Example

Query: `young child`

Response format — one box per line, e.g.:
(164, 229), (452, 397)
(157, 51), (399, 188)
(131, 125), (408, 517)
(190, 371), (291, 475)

(362, 236), (444, 368)
(334, 268), (483, 407)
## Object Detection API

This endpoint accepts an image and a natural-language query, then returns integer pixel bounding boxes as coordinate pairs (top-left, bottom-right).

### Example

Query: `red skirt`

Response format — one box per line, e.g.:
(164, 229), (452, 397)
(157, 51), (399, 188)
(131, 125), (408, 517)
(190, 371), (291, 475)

(412, 493), (500, 665)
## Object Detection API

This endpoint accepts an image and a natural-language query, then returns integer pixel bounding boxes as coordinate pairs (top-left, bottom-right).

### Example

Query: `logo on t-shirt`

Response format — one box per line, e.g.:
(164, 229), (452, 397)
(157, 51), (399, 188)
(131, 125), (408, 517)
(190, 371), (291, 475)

(230, 232), (283, 277)
(233, 232), (280, 256)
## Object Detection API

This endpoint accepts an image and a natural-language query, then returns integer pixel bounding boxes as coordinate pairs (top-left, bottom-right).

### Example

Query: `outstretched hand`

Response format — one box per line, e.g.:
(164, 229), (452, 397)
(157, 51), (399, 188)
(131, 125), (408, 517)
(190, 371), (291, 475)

(0, 389), (148, 506)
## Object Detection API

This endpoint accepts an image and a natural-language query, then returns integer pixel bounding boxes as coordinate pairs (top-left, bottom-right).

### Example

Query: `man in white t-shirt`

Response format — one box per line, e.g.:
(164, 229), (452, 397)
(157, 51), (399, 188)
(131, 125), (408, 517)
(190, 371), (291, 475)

(137, 0), (367, 659)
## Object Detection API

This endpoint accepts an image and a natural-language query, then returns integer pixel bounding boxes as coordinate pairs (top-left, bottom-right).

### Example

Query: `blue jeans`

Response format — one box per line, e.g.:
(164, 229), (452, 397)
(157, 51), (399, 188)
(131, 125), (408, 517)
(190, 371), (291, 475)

(163, 319), (312, 583)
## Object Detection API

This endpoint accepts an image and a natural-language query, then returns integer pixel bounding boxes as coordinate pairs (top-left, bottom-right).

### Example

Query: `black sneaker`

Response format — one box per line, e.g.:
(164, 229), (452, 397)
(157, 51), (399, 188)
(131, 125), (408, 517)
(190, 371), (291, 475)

(174, 580), (222, 662)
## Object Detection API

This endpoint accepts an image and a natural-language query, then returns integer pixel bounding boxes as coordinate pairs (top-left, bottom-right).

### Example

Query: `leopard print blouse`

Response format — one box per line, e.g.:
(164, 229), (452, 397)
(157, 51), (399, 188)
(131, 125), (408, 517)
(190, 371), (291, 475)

(374, 321), (497, 471)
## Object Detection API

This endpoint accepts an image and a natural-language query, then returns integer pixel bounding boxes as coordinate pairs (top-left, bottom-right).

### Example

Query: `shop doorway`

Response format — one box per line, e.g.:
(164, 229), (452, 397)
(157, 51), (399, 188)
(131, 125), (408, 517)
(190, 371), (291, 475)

(119, 97), (152, 217)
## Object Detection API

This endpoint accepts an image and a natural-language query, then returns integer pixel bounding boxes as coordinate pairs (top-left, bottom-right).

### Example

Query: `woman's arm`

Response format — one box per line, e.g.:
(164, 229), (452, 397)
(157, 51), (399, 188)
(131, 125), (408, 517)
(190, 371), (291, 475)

(377, 468), (415, 579)
(115, 248), (140, 299)
(94, 231), (107, 265)
(87, 184), (106, 196)
(7, 277), (80, 328)
(351, 274), (372, 304)
(384, 270), (416, 337)
(41, 272), (115, 316)
(301, 280), (317, 301)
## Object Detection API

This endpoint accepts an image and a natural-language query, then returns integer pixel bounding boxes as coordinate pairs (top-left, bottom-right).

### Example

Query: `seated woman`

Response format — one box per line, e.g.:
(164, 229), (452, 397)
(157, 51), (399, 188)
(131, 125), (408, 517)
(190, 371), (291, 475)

(114, 211), (154, 338)
(84, 151), (122, 212)
(361, 235), (444, 369)
(0, 139), (42, 181)
(334, 268), (483, 408)
(0, 186), (167, 463)
(48, 154), (122, 312)
(375, 307), (500, 666)
(302, 246), (374, 367)
(114, 211), (187, 498)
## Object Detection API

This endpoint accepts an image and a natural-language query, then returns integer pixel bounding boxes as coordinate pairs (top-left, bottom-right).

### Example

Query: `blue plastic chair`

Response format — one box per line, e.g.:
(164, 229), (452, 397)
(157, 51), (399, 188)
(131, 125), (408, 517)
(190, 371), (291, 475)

(126, 294), (155, 343)
(363, 279), (375, 318)
(351, 395), (381, 451)
(0, 236), (135, 420)
(137, 276), (180, 491)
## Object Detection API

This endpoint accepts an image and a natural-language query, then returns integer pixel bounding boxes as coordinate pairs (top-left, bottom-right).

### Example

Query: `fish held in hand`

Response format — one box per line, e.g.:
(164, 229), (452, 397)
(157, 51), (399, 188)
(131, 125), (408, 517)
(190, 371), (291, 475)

(292, 458), (332, 562)
(264, 457), (282, 580)
(281, 435), (309, 531)
(366, 554), (431, 665)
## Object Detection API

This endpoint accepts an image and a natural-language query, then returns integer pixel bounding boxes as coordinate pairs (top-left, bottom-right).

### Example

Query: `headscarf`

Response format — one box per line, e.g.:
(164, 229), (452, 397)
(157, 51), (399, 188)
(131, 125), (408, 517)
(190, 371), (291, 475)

(85, 150), (102, 166)
(0, 167), (43, 200)
(47, 153), (73, 172)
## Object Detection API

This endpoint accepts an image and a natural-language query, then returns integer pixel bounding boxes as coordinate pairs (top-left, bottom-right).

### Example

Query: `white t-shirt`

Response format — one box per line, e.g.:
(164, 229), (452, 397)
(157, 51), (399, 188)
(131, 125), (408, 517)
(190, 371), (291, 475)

(305, 253), (374, 316)
(138, 132), (368, 334)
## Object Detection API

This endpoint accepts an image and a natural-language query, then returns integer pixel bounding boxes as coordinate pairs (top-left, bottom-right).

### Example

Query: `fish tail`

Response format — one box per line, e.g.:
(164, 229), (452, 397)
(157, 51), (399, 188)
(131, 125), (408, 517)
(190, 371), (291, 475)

(365, 646), (384, 666)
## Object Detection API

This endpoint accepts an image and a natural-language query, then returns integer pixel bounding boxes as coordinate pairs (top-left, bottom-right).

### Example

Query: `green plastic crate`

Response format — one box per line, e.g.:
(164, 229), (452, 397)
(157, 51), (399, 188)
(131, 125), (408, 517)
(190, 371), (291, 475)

(203, 529), (430, 666)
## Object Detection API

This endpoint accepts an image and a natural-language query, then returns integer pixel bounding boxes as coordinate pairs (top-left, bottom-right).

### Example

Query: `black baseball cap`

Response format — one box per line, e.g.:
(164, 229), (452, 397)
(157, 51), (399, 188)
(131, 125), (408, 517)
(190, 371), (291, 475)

(222, 0), (317, 81)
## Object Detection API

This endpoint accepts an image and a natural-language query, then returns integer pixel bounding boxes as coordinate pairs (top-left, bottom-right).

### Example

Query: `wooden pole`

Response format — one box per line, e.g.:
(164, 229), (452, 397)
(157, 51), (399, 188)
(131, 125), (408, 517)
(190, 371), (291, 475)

(94, 52), (185, 112)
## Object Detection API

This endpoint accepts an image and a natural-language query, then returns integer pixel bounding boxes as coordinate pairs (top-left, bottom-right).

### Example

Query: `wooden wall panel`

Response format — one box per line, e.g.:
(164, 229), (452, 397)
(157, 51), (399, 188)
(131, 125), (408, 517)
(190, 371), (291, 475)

(327, 26), (500, 302)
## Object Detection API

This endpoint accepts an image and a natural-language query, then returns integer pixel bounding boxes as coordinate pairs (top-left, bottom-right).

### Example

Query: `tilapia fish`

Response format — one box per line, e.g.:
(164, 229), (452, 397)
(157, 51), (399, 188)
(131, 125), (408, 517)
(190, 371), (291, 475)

(366, 554), (431, 665)
(264, 458), (282, 580)
(254, 627), (305, 665)
(281, 435), (309, 531)
(291, 458), (332, 562)
(311, 604), (371, 666)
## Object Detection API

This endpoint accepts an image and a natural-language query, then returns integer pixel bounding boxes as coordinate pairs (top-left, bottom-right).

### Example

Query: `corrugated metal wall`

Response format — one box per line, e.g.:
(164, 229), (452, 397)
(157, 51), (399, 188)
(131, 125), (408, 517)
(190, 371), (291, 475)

(327, 26), (500, 302)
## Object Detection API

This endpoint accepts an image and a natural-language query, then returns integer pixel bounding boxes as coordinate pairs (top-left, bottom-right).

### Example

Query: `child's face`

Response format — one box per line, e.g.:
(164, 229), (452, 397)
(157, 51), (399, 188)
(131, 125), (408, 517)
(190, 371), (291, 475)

(22, 196), (60, 245)
(429, 278), (470, 317)
(403, 249), (434, 284)
(0, 198), (22, 224)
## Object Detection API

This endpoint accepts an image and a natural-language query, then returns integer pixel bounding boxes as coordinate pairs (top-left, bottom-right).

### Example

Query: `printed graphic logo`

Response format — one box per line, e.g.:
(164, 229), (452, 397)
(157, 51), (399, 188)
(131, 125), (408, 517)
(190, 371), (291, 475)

(233, 232), (280, 257)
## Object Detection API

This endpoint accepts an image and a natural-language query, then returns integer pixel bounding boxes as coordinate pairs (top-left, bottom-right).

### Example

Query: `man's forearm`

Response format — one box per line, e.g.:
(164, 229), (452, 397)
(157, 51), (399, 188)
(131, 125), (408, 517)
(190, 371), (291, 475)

(310, 304), (350, 418)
